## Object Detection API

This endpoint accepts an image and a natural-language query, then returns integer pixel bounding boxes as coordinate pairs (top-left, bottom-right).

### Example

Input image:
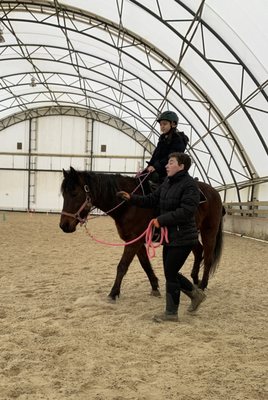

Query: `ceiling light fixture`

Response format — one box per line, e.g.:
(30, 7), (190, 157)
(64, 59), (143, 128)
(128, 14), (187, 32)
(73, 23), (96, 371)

(0, 27), (5, 43)
(30, 76), (37, 87)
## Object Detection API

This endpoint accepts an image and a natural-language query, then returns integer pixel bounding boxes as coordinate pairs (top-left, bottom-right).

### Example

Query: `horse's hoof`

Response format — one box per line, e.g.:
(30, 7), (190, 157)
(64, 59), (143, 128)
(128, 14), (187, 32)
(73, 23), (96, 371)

(107, 295), (116, 303)
(197, 281), (206, 290)
(151, 289), (161, 297)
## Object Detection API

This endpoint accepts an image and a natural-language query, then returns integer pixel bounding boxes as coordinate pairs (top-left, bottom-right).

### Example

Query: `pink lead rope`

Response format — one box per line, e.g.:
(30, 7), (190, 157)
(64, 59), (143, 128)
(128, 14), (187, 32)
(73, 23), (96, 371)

(84, 219), (169, 259)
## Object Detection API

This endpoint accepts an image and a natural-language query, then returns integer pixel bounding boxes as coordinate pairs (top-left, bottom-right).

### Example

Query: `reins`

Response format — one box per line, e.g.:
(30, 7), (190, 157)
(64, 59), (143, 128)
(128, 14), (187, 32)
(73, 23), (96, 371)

(84, 219), (168, 259)
(96, 171), (151, 215)
(61, 171), (151, 222)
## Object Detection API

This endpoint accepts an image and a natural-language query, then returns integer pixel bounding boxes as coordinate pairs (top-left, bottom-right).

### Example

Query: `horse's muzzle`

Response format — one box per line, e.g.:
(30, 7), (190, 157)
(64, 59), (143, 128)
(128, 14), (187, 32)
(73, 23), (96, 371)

(59, 221), (76, 233)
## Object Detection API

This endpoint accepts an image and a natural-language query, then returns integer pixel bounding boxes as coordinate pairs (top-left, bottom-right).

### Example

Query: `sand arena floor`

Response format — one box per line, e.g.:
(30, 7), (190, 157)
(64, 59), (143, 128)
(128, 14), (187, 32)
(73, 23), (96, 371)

(0, 212), (267, 400)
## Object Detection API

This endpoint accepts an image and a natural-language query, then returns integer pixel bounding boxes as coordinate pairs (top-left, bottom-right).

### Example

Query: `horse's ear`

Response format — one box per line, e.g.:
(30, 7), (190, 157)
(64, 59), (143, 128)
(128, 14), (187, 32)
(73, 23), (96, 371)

(62, 167), (77, 178)
(69, 166), (78, 177)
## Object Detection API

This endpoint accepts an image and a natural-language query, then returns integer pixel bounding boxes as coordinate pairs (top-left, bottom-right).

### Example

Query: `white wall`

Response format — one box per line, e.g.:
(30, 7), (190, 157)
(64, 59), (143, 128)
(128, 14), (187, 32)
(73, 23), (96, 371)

(0, 170), (28, 210)
(0, 115), (146, 212)
(1, 115), (267, 213)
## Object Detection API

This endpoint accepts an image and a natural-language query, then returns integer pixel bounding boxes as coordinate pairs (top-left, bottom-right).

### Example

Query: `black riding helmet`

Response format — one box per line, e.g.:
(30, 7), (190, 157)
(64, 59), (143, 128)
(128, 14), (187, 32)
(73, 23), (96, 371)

(157, 111), (178, 124)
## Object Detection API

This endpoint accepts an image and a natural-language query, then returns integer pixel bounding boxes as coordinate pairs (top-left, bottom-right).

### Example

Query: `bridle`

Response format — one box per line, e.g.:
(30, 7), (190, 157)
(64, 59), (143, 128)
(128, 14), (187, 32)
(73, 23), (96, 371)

(61, 171), (151, 225)
(61, 185), (92, 225)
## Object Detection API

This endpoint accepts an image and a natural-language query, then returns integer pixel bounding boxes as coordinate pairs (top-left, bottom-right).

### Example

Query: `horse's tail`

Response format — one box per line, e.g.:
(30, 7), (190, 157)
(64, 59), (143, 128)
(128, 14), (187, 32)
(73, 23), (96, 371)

(210, 215), (224, 276)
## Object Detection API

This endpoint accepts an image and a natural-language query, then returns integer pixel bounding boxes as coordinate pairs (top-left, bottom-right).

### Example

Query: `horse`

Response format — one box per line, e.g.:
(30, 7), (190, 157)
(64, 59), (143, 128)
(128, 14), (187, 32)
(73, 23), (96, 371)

(59, 167), (224, 300)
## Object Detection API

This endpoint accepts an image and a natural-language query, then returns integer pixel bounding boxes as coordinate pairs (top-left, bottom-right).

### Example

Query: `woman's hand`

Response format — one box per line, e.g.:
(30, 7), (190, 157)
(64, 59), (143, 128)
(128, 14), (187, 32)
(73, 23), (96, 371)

(152, 218), (160, 228)
(116, 191), (131, 201)
(147, 166), (155, 173)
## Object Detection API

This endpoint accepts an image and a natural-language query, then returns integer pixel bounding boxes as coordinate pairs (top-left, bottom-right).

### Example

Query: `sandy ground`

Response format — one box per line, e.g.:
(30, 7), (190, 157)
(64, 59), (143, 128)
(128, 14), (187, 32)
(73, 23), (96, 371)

(0, 212), (267, 400)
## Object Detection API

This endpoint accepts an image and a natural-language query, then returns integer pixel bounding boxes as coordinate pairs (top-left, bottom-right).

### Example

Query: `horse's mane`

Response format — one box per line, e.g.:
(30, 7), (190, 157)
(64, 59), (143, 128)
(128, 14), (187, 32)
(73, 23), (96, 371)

(86, 172), (136, 201)
(61, 170), (141, 203)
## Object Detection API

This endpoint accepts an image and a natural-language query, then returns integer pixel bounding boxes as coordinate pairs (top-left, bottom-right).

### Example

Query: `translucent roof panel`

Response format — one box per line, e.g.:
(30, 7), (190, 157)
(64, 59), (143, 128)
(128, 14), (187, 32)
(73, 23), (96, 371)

(0, 0), (267, 200)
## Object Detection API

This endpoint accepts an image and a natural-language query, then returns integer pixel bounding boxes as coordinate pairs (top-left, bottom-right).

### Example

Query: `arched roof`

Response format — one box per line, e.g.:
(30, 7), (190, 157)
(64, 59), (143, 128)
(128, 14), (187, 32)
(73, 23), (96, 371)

(0, 0), (267, 200)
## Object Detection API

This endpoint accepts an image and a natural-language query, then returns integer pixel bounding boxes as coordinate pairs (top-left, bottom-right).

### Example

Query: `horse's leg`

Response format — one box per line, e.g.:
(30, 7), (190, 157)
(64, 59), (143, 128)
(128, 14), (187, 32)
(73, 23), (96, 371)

(108, 243), (140, 301)
(191, 240), (203, 286)
(136, 244), (161, 297)
(199, 229), (217, 290)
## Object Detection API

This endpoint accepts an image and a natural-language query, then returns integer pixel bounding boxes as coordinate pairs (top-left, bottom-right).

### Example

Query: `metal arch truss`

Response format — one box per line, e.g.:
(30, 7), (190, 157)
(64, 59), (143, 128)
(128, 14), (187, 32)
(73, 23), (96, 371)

(0, 0), (267, 202)
(0, 105), (155, 153)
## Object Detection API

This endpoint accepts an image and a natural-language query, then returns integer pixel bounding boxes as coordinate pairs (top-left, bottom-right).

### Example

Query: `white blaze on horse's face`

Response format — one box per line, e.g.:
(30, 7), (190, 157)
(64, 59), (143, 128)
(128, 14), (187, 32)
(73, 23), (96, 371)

(166, 157), (184, 177)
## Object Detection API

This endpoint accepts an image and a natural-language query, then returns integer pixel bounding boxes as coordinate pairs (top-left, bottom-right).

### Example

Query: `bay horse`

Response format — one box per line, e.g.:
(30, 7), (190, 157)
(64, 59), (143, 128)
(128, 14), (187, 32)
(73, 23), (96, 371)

(59, 167), (224, 300)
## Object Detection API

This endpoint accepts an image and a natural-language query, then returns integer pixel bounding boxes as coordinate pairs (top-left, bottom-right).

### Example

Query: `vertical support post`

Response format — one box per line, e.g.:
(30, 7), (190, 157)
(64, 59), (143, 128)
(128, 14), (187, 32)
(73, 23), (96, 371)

(142, 147), (146, 171)
(27, 118), (32, 210)
(85, 117), (94, 171)
(27, 118), (37, 210)
(90, 119), (94, 171)
(252, 197), (258, 217)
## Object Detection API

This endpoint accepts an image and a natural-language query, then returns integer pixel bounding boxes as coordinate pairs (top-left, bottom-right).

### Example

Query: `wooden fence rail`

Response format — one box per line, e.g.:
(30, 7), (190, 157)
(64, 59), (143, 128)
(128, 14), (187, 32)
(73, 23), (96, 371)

(223, 201), (268, 217)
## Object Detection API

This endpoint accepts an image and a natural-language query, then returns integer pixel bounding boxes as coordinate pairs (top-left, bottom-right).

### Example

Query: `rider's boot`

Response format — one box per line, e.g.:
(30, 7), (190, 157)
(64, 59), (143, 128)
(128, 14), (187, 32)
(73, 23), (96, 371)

(177, 273), (206, 312)
(153, 283), (179, 322)
(182, 286), (206, 312)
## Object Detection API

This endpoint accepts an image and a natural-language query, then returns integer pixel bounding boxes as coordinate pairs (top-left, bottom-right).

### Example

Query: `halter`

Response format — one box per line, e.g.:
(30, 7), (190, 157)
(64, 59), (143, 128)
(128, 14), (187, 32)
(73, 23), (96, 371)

(61, 171), (151, 224)
(61, 185), (92, 225)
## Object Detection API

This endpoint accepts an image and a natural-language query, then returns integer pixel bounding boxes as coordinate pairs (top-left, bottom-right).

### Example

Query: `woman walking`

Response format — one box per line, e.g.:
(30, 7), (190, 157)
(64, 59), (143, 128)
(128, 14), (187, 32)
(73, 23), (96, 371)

(117, 152), (206, 322)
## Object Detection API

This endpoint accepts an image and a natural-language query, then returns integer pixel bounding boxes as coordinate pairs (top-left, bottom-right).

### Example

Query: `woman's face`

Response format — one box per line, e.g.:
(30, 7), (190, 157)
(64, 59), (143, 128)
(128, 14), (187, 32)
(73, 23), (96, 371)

(166, 157), (184, 176)
(159, 120), (176, 134)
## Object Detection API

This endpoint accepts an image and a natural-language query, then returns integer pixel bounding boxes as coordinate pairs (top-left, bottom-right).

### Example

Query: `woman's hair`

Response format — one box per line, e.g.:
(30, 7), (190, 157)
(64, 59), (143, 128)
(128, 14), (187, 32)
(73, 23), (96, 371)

(168, 152), (191, 171)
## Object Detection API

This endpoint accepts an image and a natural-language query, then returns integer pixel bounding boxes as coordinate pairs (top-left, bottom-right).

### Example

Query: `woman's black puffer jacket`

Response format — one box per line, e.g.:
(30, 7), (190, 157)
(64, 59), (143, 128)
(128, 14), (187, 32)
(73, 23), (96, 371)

(130, 170), (200, 246)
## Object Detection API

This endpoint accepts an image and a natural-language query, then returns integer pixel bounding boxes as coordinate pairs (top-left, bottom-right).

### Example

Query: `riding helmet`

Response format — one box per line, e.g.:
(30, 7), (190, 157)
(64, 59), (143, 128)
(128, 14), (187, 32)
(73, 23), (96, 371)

(157, 111), (179, 124)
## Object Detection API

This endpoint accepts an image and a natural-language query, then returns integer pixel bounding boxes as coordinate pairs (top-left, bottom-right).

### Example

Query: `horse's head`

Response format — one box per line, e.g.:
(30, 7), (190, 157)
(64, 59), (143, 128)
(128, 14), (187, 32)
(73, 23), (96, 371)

(59, 167), (92, 233)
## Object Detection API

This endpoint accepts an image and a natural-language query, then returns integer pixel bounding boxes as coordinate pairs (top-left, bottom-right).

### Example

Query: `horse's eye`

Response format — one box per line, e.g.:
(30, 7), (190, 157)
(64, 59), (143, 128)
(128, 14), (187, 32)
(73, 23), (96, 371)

(64, 189), (77, 198)
(70, 191), (78, 198)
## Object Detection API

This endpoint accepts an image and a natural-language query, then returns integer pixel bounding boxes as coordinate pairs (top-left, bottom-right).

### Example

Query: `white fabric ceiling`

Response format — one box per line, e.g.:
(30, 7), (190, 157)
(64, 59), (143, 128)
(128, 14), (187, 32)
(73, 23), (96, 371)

(0, 0), (267, 200)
